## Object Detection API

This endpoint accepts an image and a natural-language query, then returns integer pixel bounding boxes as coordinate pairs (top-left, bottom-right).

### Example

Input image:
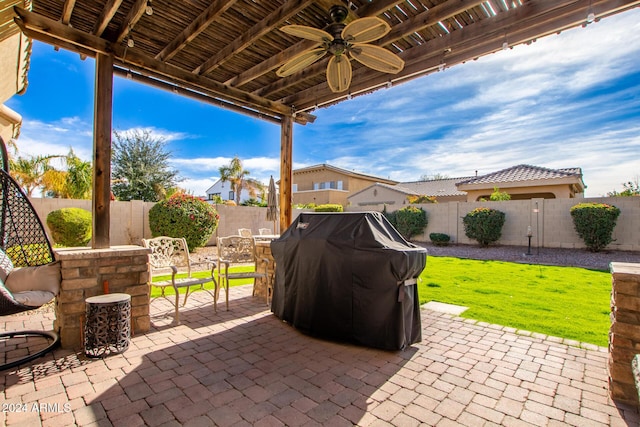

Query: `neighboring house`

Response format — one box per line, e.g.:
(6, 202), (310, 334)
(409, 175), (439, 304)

(456, 164), (586, 201)
(205, 179), (257, 204)
(0, 1), (31, 143)
(348, 177), (470, 207)
(291, 164), (397, 207)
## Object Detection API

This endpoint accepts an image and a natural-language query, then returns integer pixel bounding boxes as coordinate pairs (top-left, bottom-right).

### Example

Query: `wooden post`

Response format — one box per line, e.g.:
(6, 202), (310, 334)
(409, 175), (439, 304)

(279, 115), (293, 233)
(92, 53), (113, 249)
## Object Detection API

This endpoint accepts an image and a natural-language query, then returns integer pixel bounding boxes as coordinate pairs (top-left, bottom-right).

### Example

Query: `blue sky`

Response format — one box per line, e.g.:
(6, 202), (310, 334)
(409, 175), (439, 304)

(7, 8), (640, 198)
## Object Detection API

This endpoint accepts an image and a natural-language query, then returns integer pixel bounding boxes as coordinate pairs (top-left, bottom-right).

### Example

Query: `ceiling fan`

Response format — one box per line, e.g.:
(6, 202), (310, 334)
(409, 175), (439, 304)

(276, 5), (405, 93)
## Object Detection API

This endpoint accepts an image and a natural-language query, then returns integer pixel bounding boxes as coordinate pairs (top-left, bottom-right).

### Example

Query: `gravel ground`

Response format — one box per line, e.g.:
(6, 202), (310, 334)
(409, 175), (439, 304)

(193, 242), (640, 271)
(413, 242), (640, 271)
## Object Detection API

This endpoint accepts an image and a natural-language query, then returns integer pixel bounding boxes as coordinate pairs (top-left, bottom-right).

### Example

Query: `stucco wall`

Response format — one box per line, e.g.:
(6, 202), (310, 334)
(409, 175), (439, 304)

(349, 196), (640, 251)
(30, 198), (304, 248)
(29, 196), (639, 251)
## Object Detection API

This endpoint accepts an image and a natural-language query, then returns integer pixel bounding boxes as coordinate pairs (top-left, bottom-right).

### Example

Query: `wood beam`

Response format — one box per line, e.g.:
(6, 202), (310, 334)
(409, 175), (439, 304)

(92, 53), (113, 249)
(113, 68), (282, 125)
(114, 0), (148, 44)
(377, 0), (485, 46)
(279, 115), (293, 233)
(93, 0), (123, 36)
(13, 7), (315, 124)
(60, 0), (76, 24)
(155, 0), (238, 62)
(282, 0), (640, 110)
(194, 0), (313, 76)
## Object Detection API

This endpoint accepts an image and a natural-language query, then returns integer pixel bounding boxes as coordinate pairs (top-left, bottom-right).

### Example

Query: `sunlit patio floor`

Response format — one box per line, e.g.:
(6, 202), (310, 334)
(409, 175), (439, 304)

(2, 285), (638, 426)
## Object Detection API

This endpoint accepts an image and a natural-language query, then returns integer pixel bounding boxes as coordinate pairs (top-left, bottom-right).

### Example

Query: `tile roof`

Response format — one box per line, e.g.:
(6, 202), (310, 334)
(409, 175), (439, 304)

(456, 164), (583, 186)
(293, 164), (398, 185)
(399, 177), (473, 197)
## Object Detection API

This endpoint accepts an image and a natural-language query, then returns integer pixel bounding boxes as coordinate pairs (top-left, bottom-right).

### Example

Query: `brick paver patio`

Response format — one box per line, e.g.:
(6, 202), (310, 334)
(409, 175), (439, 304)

(1, 285), (638, 426)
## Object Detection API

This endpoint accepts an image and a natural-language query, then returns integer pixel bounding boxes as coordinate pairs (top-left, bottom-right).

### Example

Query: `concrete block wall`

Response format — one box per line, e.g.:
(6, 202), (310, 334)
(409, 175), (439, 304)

(609, 262), (640, 406)
(29, 196), (640, 251)
(349, 196), (640, 251)
(53, 246), (152, 349)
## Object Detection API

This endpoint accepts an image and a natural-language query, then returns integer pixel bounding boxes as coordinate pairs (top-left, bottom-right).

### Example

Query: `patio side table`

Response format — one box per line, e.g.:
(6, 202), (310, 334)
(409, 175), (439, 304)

(84, 293), (131, 358)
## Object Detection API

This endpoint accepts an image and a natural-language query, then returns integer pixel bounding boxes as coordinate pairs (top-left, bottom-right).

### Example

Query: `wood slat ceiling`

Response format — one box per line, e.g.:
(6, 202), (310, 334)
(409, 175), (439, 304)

(14, 0), (640, 125)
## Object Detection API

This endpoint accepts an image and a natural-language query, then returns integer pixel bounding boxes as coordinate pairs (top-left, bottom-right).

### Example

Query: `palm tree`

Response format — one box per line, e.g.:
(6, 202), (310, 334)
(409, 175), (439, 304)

(218, 156), (265, 205)
(9, 154), (61, 196)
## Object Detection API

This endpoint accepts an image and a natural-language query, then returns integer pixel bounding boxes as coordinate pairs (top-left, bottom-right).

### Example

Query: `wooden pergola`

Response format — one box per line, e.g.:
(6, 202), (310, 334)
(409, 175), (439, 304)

(13, 0), (639, 248)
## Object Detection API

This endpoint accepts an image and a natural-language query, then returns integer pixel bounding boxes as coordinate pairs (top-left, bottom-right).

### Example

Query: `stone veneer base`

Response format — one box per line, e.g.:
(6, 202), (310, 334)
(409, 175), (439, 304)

(54, 245), (152, 350)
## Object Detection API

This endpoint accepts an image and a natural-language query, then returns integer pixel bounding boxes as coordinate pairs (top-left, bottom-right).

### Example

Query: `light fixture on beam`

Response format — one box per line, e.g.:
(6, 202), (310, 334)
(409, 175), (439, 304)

(146, 0), (153, 16)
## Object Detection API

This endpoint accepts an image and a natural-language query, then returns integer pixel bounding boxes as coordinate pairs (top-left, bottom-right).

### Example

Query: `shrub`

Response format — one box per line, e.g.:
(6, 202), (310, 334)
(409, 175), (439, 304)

(570, 202), (621, 252)
(429, 233), (450, 246)
(46, 207), (92, 247)
(149, 193), (219, 251)
(408, 195), (437, 204)
(385, 206), (428, 240)
(314, 204), (343, 212)
(489, 187), (511, 201)
(462, 207), (505, 247)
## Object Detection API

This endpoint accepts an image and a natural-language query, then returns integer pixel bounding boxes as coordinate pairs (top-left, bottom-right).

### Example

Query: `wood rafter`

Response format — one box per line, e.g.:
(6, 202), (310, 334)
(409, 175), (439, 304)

(114, 0), (148, 44)
(155, 0), (237, 62)
(194, 0), (314, 76)
(60, 0), (75, 24)
(93, 0), (122, 36)
(13, 7), (315, 124)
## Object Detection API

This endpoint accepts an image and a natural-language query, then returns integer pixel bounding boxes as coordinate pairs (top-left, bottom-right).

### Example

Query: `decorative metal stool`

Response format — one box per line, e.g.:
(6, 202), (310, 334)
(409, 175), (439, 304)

(84, 293), (131, 358)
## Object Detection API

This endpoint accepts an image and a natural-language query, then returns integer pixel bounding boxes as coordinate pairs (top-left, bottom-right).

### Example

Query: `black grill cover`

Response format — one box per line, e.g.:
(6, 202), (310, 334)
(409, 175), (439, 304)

(270, 212), (427, 350)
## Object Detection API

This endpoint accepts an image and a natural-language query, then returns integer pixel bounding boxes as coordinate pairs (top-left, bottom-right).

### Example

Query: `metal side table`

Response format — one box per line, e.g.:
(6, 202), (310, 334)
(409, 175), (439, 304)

(84, 293), (131, 358)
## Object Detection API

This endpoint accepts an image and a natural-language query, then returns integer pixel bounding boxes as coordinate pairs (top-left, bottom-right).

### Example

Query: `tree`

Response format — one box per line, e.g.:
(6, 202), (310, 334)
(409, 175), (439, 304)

(218, 156), (265, 205)
(489, 187), (511, 201)
(42, 149), (92, 199)
(419, 172), (449, 181)
(607, 176), (640, 197)
(9, 154), (61, 196)
(111, 130), (180, 202)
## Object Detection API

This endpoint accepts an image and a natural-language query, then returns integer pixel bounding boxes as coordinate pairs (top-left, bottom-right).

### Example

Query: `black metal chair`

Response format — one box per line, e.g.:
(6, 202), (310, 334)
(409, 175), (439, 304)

(0, 137), (60, 371)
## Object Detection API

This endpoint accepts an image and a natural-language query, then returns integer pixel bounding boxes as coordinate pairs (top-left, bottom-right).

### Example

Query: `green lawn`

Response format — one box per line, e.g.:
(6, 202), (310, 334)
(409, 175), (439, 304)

(152, 256), (612, 347)
(150, 265), (256, 297)
(418, 256), (611, 347)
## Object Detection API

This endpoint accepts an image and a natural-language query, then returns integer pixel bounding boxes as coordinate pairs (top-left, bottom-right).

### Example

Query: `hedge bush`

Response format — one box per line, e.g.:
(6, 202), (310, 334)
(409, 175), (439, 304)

(570, 202), (620, 252)
(429, 233), (450, 246)
(148, 193), (219, 251)
(384, 206), (427, 240)
(462, 207), (505, 247)
(46, 207), (92, 247)
(314, 204), (343, 212)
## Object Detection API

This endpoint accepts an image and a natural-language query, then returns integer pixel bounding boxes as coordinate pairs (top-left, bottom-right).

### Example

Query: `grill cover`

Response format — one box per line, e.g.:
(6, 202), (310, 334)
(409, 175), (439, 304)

(270, 212), (427, 350)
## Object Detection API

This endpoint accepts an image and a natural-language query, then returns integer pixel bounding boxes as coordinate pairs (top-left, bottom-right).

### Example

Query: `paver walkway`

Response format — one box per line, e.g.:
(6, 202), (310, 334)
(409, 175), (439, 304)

(1, 285), (638, 426)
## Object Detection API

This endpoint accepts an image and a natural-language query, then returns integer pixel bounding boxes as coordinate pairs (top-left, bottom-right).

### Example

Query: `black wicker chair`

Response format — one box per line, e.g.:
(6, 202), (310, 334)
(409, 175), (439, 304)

(0, 137), (60, 371)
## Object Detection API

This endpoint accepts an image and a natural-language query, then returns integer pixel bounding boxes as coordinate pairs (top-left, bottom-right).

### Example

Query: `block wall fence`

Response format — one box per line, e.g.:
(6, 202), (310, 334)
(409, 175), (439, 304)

(30, 196), (640, 251)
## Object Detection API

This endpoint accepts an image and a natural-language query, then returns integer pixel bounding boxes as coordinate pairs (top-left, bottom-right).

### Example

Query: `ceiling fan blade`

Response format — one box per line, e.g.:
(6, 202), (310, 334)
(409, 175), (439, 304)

(342, 17), (390, 43)
(280, 25), (333, 43)
(326, 55), (352, 93)
(350, 44), (404, 74)
(276, 47), (327, 77)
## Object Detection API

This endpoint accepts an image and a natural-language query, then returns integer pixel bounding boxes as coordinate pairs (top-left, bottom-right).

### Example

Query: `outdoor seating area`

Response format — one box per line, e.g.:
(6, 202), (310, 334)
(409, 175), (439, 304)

(1, 285), (638, 426)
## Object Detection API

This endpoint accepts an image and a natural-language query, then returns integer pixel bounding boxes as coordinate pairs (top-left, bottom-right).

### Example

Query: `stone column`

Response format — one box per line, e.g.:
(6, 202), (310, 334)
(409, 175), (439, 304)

(609, 262), (640, 406)
(54, 246), (152, 349)
(254, 241), (275, 302)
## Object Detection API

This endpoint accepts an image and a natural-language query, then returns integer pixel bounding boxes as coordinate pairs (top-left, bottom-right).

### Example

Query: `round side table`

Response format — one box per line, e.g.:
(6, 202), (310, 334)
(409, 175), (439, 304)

(84, 293), (131, 358)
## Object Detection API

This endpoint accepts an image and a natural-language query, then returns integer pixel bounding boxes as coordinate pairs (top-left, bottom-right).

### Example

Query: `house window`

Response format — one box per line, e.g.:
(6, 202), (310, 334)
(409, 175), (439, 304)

(313, 183), (319, 190)
(208, 193), (221, 200)
(292, 184), (298, 192)
(337, 181), (343, 190)
(228, 191), (234, 200)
